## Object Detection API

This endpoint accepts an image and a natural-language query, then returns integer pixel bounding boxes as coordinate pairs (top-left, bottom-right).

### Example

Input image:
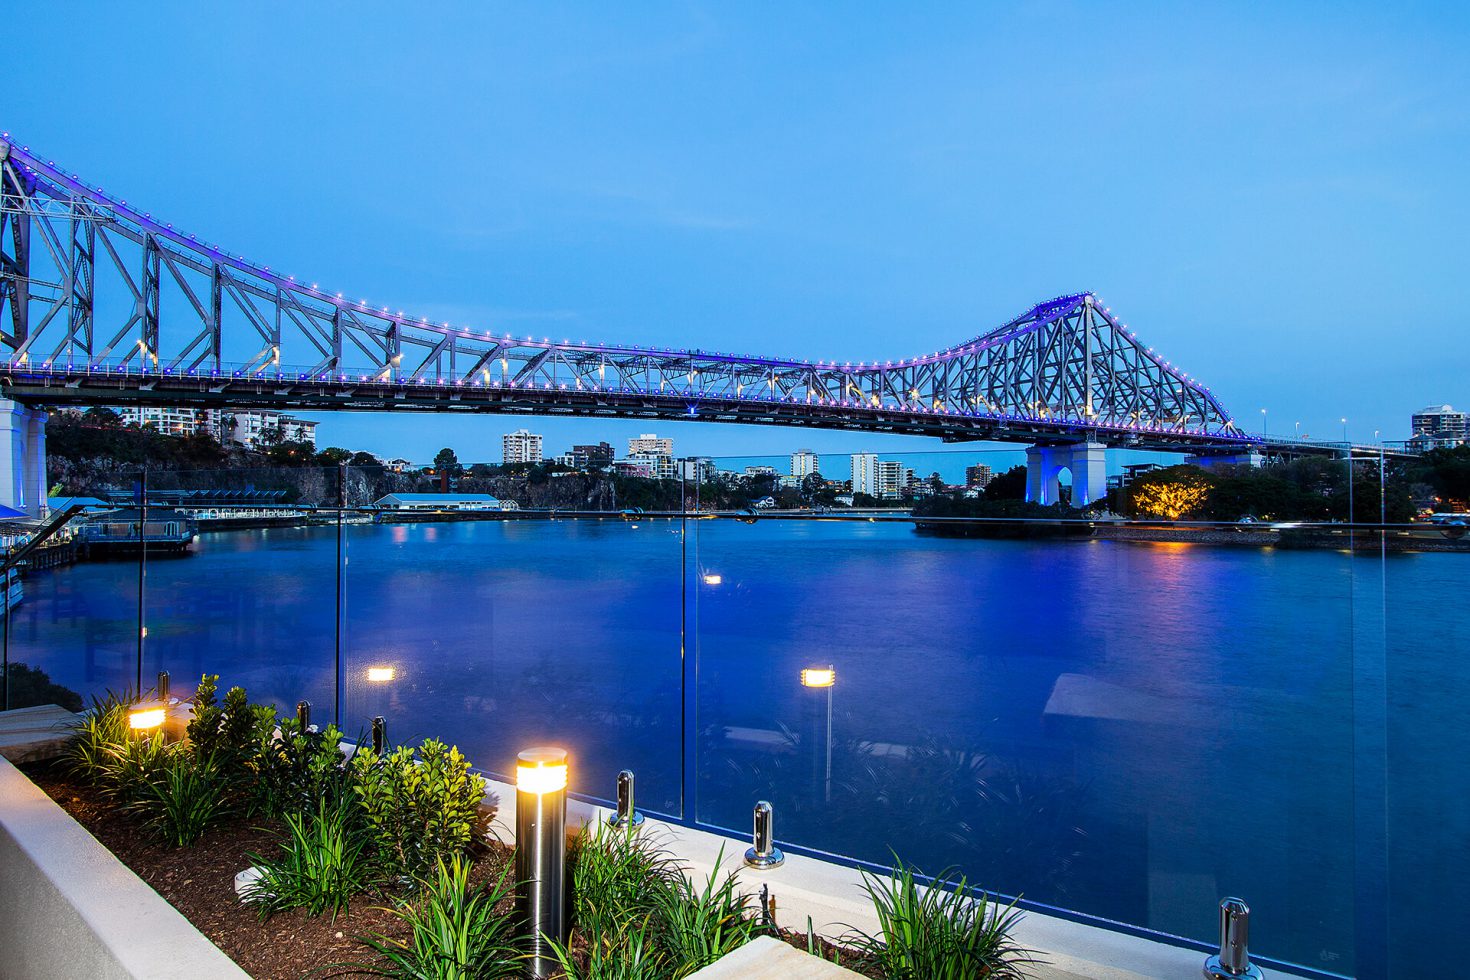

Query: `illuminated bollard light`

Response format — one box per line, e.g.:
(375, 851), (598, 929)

(516, 747), (568, 979)
(611, 769), (644, 830)
(1203, 898), (1263, 980)
(371, 716), (387, 755)
(744, 800), (785, 870)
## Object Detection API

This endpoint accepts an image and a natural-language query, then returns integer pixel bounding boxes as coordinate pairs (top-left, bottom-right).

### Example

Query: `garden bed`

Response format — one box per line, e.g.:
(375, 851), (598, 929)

(23, 757), (489, 979)
(19, 678), (1035, 979)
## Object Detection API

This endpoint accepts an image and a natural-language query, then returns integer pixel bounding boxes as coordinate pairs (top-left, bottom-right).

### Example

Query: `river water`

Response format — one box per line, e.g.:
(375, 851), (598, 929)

(12, 518), (1465, 977)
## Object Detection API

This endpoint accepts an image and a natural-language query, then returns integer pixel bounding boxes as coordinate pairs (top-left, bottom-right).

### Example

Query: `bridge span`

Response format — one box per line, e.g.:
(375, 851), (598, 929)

(0, 136), (1388, 517)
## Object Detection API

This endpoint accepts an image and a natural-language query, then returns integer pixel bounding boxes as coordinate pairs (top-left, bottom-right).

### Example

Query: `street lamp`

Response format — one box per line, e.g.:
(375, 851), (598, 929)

(1341, 418), (1349, 443)
(801, 666), (836, 802)
(1260, 408), (1267, 438)
(1295, 421), (1301, 440)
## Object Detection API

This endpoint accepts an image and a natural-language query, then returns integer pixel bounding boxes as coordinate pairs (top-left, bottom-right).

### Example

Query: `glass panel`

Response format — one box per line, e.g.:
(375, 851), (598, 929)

(7, 470), (144, 709)
(342, 493), (684, 813)
(692, 447), (1361, 974)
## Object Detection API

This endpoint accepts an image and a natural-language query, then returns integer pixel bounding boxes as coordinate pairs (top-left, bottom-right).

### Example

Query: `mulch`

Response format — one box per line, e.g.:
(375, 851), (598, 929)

(20, 759), (511, 980)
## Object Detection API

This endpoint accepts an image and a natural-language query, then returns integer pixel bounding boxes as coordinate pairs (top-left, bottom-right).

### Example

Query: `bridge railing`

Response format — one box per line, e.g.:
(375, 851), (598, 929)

(7, 451), (1460, 980)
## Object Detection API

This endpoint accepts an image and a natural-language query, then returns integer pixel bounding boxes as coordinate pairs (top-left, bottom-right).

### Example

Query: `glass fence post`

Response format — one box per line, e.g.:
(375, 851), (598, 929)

(334, 463), (346, 728)
(136, 467), (147, 693)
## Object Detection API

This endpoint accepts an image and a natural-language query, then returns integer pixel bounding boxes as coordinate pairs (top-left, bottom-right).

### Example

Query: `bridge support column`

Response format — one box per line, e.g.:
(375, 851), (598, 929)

(0, 400), (48, 518)
(1025, 441), (1108, 507)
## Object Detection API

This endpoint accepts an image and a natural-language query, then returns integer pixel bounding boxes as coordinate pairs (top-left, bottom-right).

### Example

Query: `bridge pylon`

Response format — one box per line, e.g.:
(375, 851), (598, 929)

(0, 399), (47, 518)
(1025, 441), (1107, 508)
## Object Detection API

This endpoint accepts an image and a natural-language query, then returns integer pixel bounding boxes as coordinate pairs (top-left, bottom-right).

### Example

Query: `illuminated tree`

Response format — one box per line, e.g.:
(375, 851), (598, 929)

(1131, 470), (1211, 520)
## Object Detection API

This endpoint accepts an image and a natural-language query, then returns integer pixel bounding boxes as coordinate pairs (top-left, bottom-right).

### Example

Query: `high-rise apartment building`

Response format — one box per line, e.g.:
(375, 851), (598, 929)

(876, 460), (912, 499)
(112, 405), (219, 438)
(850, 453), (878, 497)
(1410, 405), (1468, 450)
(629, 433), (673, 456)
(571, 442), (615, 468)
(965, 464), (993, 489)
(503, 429), (544, 464)
(791, 449), (820, 478)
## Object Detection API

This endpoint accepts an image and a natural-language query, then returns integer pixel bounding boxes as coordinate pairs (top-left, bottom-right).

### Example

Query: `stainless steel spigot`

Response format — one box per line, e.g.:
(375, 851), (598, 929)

(611, 769), (644, 829)
(1204, 897), (1264, 979)
(743, 800), (785, 869)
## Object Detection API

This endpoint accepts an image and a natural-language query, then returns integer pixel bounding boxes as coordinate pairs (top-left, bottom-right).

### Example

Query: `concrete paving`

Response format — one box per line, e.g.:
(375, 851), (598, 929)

(0, 703), (81, 763)
(686, 936), (866, 978)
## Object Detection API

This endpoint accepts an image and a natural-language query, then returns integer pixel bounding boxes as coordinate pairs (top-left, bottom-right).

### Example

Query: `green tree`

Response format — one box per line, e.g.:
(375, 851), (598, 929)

(315, 446), (352, 466)
(433, 447), (462, 476)
(349, 451), (380, 467)
(81, 406), (123, 428)
(982, 465), (1027, 501)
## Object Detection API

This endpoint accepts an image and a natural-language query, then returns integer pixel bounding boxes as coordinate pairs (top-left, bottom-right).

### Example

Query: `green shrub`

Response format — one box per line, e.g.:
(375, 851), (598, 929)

(846, 857), (1036, 980)
(350, 855), (521, 979)
(245, 797), (374, 921)
(569, 821), (678, 939)
(651, 849), (759, 976)
(351, 739), (485, 881)
(125, 749), (230, 846)
(3, 661), (83, 712)
(254, 718), (351, 818)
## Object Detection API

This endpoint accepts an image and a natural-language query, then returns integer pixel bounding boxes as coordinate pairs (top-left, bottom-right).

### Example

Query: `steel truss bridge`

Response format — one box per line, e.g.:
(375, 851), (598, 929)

(0, 136), (1319, 456)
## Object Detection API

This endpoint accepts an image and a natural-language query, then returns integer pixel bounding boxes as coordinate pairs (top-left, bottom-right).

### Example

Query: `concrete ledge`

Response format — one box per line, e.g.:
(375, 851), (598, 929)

(0, 703), (81, 763)
(0, 754), (249, 979)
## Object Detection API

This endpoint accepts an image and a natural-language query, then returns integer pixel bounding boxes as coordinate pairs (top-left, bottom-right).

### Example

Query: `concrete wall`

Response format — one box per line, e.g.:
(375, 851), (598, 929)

(0, 755), (248, 980)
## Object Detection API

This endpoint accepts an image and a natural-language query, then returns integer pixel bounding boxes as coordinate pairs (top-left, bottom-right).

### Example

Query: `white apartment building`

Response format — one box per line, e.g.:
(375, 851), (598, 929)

(850, 453), (878, 496)
(503, 429), (544, 464)
(876, 459), (912, 499)
(1410, 405), (1468, 450)
(113, 405), (219, 437)
(678, 457), (716, 483)
(791, 449), (820, 478)
(628, 433), (673, 457)
(630, 453), (677, 479)
(222, 410), (318, 449)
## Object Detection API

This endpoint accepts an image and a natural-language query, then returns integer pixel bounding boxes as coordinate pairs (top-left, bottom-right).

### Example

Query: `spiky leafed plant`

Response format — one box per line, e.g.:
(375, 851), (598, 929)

(347, 856), (522, 979)
(546, 912), (669, 980)
(65, 690), (136, 782)
(568, 820), (680, 938)
(244, 797), (374, 922)
(651, 847), (759, 977)
(125, 749), (230, 846)
(845, 857), (1037, 980)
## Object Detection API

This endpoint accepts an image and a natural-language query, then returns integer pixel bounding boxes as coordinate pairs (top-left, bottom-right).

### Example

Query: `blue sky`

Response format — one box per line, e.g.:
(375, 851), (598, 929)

(9, 2), (1468, 464)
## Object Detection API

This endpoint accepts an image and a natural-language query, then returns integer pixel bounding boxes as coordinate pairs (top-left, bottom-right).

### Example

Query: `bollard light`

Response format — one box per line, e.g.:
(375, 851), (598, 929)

(297, 699), (311, 732)
(611, 769), (644, 830)
(128, 703), (167, 731)
(516, 747), (568, 979)
(1204, 897), (1263, 980)
(156, 670), (170, 701)
(744, 800), (785, 869)
(371, 716), (387, 755)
